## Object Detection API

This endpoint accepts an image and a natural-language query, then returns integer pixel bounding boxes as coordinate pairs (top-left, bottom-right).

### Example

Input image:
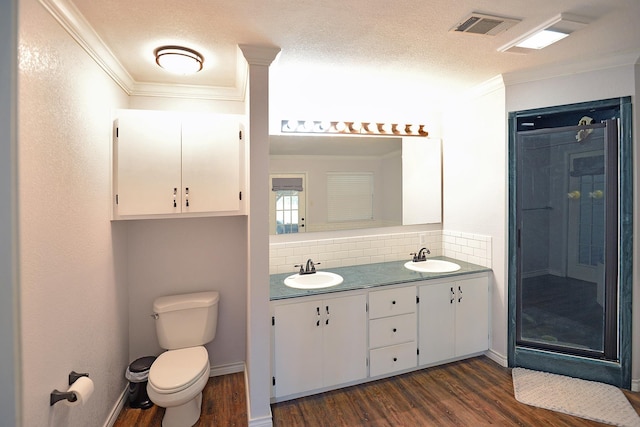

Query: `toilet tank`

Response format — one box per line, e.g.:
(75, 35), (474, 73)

(153, 291), (219, 350)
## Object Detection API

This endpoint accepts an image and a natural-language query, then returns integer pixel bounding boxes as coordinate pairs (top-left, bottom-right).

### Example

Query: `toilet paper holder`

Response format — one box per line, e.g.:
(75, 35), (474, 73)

(49, 371), (89, 406)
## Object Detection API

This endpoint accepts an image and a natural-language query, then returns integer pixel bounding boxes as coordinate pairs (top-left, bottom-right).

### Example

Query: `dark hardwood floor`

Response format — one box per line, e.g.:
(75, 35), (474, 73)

(114, 356), (640, 426)
(113, 372), (247, 427)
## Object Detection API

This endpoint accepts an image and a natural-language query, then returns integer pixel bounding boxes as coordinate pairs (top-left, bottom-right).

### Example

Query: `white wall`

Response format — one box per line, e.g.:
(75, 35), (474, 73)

(442, 77), (507, 362)
(503, 56), (639, 383)
(18, 1), (129, 426)
(0, 0), (19, 425)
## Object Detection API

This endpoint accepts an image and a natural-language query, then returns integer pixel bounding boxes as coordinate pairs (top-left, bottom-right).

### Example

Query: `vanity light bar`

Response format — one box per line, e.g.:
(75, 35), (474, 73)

(281, 120), (429, 137)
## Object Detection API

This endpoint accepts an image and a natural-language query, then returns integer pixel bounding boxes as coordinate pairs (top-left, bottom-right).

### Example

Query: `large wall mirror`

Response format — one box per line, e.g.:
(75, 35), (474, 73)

(269, 134), (442, 235)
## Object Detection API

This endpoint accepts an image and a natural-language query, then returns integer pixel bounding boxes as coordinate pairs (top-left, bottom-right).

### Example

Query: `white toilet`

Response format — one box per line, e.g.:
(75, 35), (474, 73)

(147, 291), (219, 427)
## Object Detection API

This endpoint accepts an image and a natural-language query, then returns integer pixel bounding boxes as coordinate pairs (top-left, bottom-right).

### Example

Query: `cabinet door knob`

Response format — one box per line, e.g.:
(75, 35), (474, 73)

(185, 187), (190, 207)
(173, 188), (177, 208)
(392, 300), (396, 305)
(393, 328), (397, 333)
(393, 357), (398, 362)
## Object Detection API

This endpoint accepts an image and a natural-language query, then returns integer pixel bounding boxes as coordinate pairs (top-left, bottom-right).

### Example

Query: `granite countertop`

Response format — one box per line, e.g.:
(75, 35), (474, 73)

(270, 256), (491, 300)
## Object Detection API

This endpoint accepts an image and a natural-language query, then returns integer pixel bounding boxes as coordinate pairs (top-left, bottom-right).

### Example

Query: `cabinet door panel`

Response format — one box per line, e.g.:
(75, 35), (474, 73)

(274, 301), (323, 397)
(115, 110), (182, 216)
(418, 283), (455, 365)
(322, 294), (367, 388)
(455, 276), (489, 356)
(181, 114), (240, 213)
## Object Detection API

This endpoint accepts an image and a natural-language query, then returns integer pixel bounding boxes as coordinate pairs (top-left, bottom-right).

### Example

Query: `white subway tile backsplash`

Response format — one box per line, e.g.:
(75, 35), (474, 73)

(269, 229), (492, 273)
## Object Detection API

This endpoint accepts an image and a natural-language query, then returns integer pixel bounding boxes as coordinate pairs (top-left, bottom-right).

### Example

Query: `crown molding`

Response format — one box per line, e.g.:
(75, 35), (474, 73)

(239, 45), (281, 66)
(39, 0), (247, 101)
(502, 49), (640, 87)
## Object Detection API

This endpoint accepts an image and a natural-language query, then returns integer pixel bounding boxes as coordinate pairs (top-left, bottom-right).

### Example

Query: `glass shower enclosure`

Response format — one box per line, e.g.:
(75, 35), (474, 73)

(516, 122), (614, 357)
(508, 97), (632, 388)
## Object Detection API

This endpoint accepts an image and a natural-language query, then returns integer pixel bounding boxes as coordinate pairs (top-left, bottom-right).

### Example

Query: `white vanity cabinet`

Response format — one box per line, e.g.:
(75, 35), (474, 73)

(113, 109), (244, 219)
(272, 293), (367, 399)
(368, 286), (417, 377)
(418, 274), (489, 365)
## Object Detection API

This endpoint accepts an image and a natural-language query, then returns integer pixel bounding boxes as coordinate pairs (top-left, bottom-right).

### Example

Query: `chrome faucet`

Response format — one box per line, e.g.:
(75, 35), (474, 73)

(295, 258), (321, 275)
(410, 247), (430, 262)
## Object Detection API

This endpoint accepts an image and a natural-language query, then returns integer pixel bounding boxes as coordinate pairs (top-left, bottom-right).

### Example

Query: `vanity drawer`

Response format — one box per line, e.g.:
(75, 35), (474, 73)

(369, 286), (416, 319)
(369, 341), (417, 377)
(369, 313), (416, 349)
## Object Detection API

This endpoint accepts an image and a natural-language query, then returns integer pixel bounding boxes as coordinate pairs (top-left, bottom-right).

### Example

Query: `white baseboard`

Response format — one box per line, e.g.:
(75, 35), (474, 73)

(249, 415), (274, 427)
(104, 386), (128, 427)
(209, 361), (245, 377)
(245, 364), (274, 427)
(485, 348), (508, 367)
(632, 378), (640, 392)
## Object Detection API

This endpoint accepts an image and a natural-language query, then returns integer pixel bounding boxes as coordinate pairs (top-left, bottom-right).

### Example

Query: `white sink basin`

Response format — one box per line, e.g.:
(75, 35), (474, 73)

(284, 271), (344, 290)
(404, 260), (461, 273)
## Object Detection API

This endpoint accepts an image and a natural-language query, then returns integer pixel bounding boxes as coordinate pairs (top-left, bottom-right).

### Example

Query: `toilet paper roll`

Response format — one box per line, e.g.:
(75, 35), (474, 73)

(65, 376), (94, 406)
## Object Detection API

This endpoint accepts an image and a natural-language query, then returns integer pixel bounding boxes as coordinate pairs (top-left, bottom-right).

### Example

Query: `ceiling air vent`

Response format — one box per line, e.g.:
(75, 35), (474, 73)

(450, 13), (520, 36)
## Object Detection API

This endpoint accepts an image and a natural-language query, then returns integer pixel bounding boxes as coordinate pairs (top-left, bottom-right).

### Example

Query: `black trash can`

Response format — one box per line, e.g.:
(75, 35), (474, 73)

(125, 356), (156, 409)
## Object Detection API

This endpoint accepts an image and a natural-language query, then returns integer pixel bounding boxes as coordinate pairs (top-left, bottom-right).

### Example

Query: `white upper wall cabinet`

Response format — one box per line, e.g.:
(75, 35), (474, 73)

(112, 109), (245, 220)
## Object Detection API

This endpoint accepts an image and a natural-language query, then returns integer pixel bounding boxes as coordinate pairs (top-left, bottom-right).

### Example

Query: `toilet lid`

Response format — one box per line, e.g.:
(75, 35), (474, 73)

(148, 346), (209, 394)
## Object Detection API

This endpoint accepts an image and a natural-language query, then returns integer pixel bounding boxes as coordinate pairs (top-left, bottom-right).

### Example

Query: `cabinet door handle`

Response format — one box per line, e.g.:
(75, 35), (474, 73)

(458, 286), (463, 303)
(392, 328), (397, 333)
(393, 357), (398, 362)
(316, 320), (320, 327)
(325, 318), (329, 326)
(326, 305), (330, 315)
(317, 307), (320, 316)
(392, 300), (396, 305)
(185, 187), (190, 207)
(173, 188), (177, 208)
(450, 287), (455, 304)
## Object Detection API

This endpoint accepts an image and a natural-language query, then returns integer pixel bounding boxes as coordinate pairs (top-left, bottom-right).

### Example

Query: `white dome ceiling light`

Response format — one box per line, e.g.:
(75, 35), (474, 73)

(154, 46), (204, 75)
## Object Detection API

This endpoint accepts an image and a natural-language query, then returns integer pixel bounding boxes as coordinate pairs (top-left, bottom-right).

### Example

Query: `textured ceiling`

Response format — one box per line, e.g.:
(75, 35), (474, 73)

(70, 0), (640, 105)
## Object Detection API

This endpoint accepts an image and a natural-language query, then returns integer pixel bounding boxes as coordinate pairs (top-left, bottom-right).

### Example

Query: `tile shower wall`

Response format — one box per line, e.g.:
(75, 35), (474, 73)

(270, 230), (492, 274)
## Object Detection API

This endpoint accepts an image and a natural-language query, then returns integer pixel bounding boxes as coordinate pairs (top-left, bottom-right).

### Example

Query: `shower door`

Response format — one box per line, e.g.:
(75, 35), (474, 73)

(511, 117), (630, 386)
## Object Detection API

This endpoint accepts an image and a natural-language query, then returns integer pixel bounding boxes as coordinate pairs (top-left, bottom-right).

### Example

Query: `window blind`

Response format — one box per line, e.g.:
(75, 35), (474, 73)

(327, 172), (373, 222)
(272, 177), (303, 191)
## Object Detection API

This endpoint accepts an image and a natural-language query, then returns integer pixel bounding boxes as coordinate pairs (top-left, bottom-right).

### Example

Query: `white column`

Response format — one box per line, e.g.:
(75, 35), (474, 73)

(0, 0), (20, 425)
(240, 44), (281, 426)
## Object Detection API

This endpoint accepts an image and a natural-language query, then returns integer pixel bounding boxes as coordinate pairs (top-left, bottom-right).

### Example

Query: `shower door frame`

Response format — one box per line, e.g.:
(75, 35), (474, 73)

(507, 97), (633, 389)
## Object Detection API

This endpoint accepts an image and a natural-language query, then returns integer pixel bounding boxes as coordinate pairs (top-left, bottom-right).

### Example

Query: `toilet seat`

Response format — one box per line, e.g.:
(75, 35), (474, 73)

(148, 346), (209, 394)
